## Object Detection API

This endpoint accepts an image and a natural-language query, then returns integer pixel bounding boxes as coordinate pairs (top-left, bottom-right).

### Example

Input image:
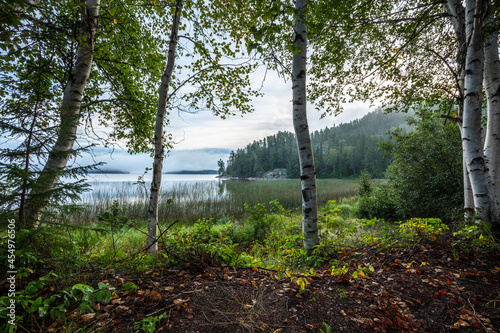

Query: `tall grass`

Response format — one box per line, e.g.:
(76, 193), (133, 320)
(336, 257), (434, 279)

(72, 178), (358, 224)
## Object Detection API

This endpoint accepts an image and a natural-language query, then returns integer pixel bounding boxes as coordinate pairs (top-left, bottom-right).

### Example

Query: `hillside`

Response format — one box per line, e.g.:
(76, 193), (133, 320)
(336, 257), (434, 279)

(225, 109), (411, 178)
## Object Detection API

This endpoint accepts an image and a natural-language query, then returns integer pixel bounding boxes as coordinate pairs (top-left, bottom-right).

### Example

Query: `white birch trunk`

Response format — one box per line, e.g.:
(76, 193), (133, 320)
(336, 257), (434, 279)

(445, 0), (475, 217)
(148, 0), (183, 255)
(462, 0), (497, 223)
(292, 0), (318, 253)
(463, 144), (475, 217)
(483, 2), (500, 221)
(23, 0), (100, 229)
(444, 0), (474, 216)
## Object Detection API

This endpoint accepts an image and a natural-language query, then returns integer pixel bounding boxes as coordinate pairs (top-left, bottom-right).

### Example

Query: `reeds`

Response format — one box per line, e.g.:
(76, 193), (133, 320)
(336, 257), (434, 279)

(72, 178), (358, 224)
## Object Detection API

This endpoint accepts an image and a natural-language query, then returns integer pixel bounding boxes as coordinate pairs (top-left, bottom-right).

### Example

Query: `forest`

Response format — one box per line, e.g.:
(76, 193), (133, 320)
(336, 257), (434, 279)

(1, 0), (500, 332)
(225, 109), (410, 179)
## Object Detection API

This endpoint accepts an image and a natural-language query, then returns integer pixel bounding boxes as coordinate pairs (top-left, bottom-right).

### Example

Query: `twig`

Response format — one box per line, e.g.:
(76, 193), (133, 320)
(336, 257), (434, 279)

(142, 303), (177, 318)
(467, 296), (489, 332)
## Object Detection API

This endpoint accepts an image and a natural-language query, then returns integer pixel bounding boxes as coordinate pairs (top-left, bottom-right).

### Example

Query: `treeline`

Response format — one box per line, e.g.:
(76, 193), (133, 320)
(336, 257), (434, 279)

(225, 109), (410, 178)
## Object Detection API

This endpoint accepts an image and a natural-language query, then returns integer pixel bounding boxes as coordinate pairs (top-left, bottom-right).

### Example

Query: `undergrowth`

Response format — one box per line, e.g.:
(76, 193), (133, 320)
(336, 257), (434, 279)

(1, 199), (498, 332)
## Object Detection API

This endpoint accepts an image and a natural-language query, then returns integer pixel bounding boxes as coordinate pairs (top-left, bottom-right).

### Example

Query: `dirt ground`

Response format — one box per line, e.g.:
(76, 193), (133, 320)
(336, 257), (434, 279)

(36, 243), (500, 333)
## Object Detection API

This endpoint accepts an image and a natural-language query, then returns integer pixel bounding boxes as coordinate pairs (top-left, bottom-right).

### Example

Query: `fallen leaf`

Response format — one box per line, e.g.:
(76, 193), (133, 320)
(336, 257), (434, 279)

(340, 310), (346, 316)
(150, 290), (162, 300)
(81, 313), (95, 321)
(97, 313), (110, 321)
(454, 319), (470, 327)
(173, 298), (190, 306)
(115, 305), (129, 313)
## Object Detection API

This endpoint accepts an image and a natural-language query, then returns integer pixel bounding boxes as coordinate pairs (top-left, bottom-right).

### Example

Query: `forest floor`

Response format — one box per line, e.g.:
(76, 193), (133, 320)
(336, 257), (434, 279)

(32, 243), (500, 333)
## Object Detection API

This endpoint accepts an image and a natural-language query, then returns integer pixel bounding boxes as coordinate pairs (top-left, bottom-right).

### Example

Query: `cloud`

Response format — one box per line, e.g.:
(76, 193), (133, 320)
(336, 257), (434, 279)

(76, 147), (231, 174)
(167, 70), (373, 151)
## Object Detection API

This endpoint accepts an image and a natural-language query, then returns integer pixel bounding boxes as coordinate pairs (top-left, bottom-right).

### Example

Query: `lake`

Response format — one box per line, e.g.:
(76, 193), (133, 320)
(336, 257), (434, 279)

(74, 174), (358, 223)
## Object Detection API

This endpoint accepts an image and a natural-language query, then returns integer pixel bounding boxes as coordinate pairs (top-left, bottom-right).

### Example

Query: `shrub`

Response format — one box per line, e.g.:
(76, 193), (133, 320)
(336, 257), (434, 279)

(378, 114), (463, 221)
(452, 223), (497, 253)
(356, 185), (398, 220)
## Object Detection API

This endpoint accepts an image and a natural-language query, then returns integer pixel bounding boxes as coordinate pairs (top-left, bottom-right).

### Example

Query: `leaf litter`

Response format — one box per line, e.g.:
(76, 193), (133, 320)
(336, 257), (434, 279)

(14, 243), (500, 332)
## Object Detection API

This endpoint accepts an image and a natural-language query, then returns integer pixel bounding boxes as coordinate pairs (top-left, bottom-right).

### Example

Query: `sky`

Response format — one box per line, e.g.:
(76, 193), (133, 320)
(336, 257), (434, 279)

(78, 68), (374, 174)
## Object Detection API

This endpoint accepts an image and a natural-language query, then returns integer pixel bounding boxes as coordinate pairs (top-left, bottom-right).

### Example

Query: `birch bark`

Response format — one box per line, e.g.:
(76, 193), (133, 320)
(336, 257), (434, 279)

(23, 0), (100, 229)
(148, 0), (183, 255)
(292, 0), (318, 253)
(445, 0), (475, 216)
(483, 1), (500, 216)
(462, 0), (497, 223)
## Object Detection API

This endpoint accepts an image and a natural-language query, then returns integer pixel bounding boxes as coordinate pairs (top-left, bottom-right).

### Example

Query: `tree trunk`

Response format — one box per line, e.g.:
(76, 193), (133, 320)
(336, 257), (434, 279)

(23, 0), (100, 229)
(148, 0), (183, 255)
(292, 0), (318, 253)
(445, 0), (475, 218)
(462, 0), (497, 223)
(462, 146), (475, 218)
(483, 1), (500, 219)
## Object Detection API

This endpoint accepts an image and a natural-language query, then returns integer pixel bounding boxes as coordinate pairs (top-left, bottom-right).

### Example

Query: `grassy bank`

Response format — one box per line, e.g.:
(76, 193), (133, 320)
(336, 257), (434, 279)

(72, 178), (358, 225)
(2, 196), (498, 332)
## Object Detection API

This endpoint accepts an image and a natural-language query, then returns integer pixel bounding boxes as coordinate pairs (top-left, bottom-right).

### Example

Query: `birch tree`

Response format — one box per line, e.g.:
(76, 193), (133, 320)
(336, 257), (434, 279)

(23, 0), (101, 229)
(292, 0), (318, 252)
(148, 0), (183, 255)
(483, 0), (500, 215)
(308, 0), (500, 225)
(146, 0), (261, 254)
(460, 0), (496, 223)
(216, 0), (319, 252)
(0, 0), (169, 228)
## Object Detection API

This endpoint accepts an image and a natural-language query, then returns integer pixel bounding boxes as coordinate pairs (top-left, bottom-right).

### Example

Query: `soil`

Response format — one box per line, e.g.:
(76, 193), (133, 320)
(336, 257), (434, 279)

(35, 243), (500, 333)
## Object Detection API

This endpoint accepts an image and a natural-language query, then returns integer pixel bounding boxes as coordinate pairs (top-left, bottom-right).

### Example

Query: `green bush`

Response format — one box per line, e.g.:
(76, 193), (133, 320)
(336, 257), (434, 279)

(163, 218), (256, 267)
(357, 112), (463, 221)
(379, 113), (463, 220)
(356, 185), (398, 220)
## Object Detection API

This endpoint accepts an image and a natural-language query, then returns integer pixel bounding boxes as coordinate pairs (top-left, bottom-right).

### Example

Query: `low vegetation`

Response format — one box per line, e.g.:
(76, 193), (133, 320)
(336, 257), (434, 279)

(1, 195), (498, 332)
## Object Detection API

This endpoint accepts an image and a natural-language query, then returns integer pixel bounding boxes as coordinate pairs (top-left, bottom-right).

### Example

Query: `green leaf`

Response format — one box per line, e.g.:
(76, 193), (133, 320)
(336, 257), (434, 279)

(97, 282), (109, 290)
